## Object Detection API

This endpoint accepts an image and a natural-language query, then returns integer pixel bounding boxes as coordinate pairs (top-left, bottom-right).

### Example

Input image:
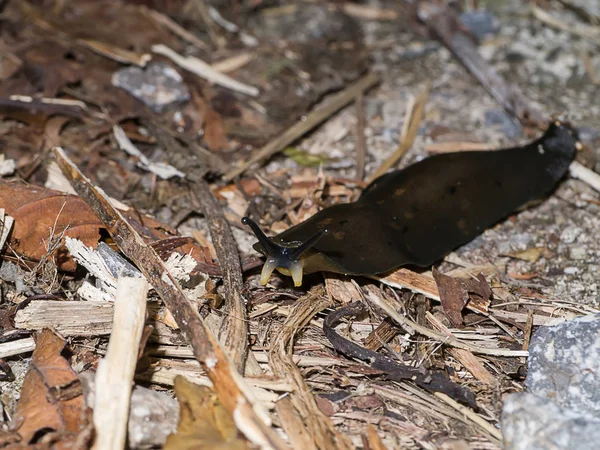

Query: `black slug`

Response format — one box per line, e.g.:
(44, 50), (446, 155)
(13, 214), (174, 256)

(243, 121), (578, 286)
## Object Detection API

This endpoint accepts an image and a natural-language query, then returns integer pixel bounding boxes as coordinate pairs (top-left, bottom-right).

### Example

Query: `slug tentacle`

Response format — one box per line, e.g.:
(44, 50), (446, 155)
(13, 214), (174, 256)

(287, 228), (326, 261)
(241, 217), (280, 256)
(242, 217), (326, 286)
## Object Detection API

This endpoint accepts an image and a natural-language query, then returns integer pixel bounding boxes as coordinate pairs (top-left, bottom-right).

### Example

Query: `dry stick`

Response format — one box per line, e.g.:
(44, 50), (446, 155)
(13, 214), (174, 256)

(434, 392), (503, 443)
(52, 148), (288, 450)
(224, 72), (380, 181)
(354, 92), (367, 181)
(143, 7), (209, 50)
(368, 80), (430, 182)
(0, 337), (36, 358)
(191, 181), (249, 374)
(92, 277), (148, 450)
(570, 160), (600, 192)
(426, 312), (497, 386)
(415, 0), (543, 126)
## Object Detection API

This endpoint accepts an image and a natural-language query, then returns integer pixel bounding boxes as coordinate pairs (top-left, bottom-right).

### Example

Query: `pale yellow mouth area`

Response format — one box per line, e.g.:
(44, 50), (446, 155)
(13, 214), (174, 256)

(259, 259), (304, 287)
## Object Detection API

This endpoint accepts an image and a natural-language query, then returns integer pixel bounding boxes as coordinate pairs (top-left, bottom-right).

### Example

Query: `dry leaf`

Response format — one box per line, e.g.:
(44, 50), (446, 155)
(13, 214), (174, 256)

(0, 182), (104, 271)
(432, 268), (492, 327)
(504, 247), (549, 263)
(0, 182), (216, 272)
(11, 329), (90, 446)
(165, 376), (248, 450)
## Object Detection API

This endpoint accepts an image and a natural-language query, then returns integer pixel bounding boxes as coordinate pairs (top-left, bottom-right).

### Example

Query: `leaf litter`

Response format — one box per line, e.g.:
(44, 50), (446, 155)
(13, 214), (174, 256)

(0, 1), (599, 449)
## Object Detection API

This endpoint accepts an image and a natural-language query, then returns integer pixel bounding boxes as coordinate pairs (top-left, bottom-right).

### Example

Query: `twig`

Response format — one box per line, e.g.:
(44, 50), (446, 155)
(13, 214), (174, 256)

(0, 337), (36, 358)
(92, 277), (149, 450)
(224, 72), (380, 181)
(354, 92), (366, 181)
(425, 312), (496, 385)
(532, 4), (600, 46)
(143, 7), (209, 50)
(191, 181), (250, 373)
(570, 160), (600, 192)
(368, 80), (430, 182)
(52, 147), (288, 450)
(152, 44), (259, 96)
(434, 392), (503, 443)
(365, 291), (529, 357)
(414, 0), (542, 126)
(190, 0), (225, 48)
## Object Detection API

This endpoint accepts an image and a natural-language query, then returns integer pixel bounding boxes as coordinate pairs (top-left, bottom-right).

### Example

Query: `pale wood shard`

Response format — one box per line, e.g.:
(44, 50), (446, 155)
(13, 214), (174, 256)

(0, 337), (36, 358)
(0, 208), (14, 251)
(52, 147), (287, 450)
(92, 277), (149, 450)
(434, 392), (503, 444)
(15, 300), (116, 336)
(570, 160), (600, 193)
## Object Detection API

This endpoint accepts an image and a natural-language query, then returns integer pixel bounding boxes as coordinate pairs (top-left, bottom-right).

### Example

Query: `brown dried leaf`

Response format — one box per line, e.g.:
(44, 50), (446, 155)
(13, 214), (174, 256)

(0, 182), (216, 272)
(0, 181), (104, 271)
(432, 268), (492, 327)
(165, 376), (248, 450)
(191, 90), (229, 152)
(11, 329), (88, 445)
(504, 246), (550, 263)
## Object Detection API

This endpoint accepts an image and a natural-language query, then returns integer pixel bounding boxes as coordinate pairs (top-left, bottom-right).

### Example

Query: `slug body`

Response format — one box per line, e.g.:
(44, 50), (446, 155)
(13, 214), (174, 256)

(244, 122), (578, 286)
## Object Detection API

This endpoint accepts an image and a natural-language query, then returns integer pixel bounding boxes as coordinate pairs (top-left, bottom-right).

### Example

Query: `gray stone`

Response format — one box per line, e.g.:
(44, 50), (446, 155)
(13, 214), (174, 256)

(525, 314), (600, 416)
(503, 315), (600, 449)
(502, 393), (600, 450)
(484, 109), (521, 139)
(459, 10), (499, 41)
(112, 62), (189, 112)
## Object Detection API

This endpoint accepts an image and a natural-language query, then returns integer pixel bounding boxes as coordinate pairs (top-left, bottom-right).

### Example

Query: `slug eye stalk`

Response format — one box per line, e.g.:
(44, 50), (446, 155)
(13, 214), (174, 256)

(241, 217), (325, 286)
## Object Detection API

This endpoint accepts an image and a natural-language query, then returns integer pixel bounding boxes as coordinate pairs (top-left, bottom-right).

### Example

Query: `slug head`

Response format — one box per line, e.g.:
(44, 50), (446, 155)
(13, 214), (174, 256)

(242, 217), (325, 286)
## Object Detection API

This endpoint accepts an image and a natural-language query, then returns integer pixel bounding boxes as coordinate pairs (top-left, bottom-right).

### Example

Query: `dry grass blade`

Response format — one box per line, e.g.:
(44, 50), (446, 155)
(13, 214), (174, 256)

(224, 72), (380, 181)
(152, 44), (259, 96)
(52, 147), (288, 450)
(268, 287), (353, 450)
(368, 80), (430, 182)
(92, 277), (148, 450)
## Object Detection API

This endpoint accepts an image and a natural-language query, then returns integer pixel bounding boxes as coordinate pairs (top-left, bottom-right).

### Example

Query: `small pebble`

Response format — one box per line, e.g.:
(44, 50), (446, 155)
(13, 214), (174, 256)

(112, 62), (189, 112)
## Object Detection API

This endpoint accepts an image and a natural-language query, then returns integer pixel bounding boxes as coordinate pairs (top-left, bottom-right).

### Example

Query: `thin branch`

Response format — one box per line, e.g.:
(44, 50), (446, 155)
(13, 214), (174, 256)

(224, 73), (380, 181)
